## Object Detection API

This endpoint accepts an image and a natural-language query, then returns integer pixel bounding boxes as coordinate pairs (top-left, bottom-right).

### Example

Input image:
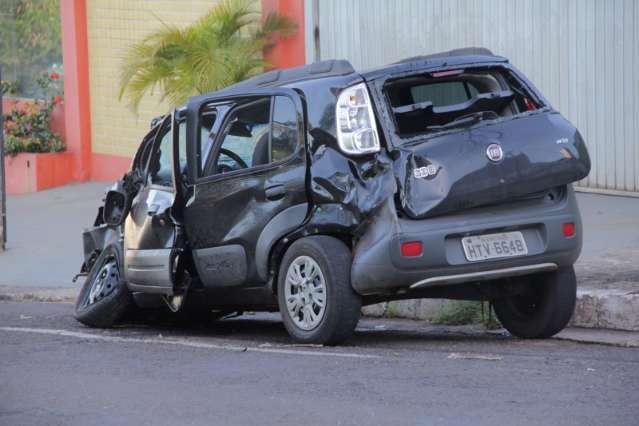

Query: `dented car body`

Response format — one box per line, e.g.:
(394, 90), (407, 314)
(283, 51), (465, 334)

(76, 48), (590, 344)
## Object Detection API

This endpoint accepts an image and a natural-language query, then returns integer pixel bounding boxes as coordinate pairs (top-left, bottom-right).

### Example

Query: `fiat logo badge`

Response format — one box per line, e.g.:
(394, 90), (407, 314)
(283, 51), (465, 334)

(486, 143), (504, 162)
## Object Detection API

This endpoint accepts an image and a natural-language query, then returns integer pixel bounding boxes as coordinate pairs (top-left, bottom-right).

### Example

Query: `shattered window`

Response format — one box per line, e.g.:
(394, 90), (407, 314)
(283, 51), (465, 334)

(410, 81), (478, 107)
(384, 67), (533, 136)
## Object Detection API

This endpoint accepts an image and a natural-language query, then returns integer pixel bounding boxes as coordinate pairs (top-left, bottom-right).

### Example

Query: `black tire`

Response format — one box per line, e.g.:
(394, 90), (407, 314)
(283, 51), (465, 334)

(493, 266), (577, 338)
(277, 236), (361, 345)
(74, 244), (132, 328)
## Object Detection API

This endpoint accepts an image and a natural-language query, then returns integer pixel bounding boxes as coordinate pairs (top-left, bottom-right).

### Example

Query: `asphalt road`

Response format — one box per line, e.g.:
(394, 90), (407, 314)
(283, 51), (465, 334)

(1, 302), (638, 426)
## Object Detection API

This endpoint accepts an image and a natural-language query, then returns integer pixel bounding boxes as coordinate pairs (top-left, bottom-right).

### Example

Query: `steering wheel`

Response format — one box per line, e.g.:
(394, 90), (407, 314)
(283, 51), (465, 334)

(218, 148), (248, 173)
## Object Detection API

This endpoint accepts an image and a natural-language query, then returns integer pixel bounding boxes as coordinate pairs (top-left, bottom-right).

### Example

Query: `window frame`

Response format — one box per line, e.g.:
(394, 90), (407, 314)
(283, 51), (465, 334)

(205, 96), (272, 177)
(144, 115), (175, 191)
(196, 93), (303, 184)
(196, 104), (228, 177)
(132, 123), (161, 177)
(185, 87), (306, 186)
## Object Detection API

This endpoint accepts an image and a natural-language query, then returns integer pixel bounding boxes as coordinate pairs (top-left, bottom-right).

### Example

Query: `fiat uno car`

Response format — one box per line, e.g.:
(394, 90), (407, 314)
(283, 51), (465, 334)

(75, 48), (590, 345)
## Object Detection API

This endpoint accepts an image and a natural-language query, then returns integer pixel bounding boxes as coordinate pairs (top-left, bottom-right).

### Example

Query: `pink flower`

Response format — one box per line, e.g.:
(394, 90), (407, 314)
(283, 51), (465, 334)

(50, 72), (60, 80)
(53, 96), (62, 105)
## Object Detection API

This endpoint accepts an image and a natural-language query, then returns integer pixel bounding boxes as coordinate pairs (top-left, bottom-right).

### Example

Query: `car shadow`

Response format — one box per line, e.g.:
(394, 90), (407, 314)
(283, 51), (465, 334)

(113, 308), (512, 348)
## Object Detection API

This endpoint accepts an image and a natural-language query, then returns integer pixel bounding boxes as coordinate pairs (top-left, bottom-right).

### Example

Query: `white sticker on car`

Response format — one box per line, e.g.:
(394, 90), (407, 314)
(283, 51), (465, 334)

(413, 165), (438, 179)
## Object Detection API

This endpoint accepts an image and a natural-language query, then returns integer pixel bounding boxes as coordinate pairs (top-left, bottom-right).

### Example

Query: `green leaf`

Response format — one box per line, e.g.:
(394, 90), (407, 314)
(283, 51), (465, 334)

(118, 0), (298, 112)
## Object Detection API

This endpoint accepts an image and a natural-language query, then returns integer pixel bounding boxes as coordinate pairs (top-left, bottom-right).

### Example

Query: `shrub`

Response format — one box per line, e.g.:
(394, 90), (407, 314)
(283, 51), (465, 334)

(433, 300), (502, 329)
(1, 79), (19, 95)
(2, 72), (64, 156)
(0, 0), (62, 98)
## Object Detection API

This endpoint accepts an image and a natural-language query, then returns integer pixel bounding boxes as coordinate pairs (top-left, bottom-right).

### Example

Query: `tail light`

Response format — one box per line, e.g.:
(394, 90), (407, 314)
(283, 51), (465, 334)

(335, 82), (380, 155)
(563, 222), (576, 237)
(401, 241), (423, 257)
(524, 97), (537, 111)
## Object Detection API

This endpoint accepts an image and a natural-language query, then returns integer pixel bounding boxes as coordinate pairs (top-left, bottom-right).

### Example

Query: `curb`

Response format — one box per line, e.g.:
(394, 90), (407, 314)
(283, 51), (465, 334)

(0, 286), (77, 303)
(555, 327), (639, 348)
(1, 286), (638, 333)
(571, 288), (639, 331)
(363, 287), (639, 332)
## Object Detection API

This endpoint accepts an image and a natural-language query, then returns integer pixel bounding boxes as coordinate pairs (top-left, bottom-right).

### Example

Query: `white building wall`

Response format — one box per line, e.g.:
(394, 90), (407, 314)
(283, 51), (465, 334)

(310, 0), (639, 193)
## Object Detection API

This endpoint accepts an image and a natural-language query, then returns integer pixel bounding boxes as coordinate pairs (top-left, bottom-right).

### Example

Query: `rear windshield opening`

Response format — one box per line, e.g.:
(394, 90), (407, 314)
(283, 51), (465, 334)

(384, 67), (541, 136)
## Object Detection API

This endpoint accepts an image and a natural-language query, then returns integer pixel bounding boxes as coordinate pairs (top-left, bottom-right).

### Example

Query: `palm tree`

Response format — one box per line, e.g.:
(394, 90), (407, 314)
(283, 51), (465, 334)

(118, 0), (297, 111)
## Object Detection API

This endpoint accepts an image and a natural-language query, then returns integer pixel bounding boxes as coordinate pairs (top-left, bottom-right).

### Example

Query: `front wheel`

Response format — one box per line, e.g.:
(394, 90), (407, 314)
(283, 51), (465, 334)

(75, 244), (132, 328)
(277, 236), (361, 345)
(493, 266), (577, 338)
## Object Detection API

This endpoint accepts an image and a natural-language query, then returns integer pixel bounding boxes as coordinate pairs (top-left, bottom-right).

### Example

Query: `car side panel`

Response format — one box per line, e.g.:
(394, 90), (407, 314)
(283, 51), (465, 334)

(184, 152), (307, 287)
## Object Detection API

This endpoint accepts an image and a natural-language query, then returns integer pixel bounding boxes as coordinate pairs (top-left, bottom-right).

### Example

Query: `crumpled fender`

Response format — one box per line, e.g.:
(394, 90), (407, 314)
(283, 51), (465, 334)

(81, 224), (121, 273)
(307, 128), (397, 229)
(80, 171), (142, 273)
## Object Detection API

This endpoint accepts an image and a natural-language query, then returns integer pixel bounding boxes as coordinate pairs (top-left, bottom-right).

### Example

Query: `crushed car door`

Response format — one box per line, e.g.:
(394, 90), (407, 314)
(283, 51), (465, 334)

(183, 88), (307, 288)
(124, 113), (184, 294)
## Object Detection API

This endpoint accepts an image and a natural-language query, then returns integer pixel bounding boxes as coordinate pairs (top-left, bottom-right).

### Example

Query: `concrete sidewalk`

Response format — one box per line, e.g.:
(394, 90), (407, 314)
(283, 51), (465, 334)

(0, 182), (108, 288)
(0, 183), (637, 330)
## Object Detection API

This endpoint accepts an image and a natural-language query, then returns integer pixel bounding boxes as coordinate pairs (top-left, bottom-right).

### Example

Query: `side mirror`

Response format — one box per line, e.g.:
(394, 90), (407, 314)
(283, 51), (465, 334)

(102, 190), (128, 226)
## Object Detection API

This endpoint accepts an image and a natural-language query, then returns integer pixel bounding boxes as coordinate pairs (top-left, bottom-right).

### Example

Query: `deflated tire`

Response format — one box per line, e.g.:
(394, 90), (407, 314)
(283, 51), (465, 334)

(74, 244), (132, 328)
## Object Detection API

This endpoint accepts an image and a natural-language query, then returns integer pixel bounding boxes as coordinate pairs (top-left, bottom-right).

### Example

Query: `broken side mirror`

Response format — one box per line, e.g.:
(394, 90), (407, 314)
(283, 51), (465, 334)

(102, 190), (128, 226)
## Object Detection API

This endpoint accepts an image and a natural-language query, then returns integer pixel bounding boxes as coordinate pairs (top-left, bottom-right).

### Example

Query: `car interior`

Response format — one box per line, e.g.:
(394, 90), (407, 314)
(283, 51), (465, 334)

(384, 68), (538, 135)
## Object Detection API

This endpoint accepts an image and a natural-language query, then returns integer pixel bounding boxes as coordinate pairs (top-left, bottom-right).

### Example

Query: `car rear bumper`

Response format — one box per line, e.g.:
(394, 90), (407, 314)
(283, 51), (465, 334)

(350, 186), (582, 295)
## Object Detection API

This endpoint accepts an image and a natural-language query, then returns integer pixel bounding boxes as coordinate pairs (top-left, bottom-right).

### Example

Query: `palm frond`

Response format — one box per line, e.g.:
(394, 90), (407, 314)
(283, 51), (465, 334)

(118, 0), (297, 112)
(258, 11), (298, 39)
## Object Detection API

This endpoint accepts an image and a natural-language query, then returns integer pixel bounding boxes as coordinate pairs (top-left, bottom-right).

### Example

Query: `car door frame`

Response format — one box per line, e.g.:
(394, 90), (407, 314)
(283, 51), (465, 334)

(183, 87), (309, 287)
(124, 111), (185, 295)
(185, 87), (306, 185)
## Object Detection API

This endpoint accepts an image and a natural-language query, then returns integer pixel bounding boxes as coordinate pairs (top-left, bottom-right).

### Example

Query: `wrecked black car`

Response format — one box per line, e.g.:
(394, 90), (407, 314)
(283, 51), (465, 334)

(75, 48), (590, 345)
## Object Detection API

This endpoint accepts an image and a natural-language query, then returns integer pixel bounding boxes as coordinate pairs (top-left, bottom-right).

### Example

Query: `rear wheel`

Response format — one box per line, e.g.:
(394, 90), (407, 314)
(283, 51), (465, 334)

(75, 244), (132, 328)
(277, 236), (361, 345)
(493, 266), (577, 338)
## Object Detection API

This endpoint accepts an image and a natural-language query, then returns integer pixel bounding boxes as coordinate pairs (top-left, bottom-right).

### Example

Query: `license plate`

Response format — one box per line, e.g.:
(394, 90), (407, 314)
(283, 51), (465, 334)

(461, 231), (528, 262)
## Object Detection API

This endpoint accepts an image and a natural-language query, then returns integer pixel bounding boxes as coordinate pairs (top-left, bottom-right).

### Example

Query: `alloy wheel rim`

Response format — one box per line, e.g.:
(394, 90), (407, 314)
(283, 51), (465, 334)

(284, 255), (327, 331)
(85, 255), (119, 307)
